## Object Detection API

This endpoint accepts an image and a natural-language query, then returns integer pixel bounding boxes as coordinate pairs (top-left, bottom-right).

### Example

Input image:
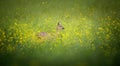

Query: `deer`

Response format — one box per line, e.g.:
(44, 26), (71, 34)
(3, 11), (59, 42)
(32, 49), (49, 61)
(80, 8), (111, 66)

(36, 22), (64, 40)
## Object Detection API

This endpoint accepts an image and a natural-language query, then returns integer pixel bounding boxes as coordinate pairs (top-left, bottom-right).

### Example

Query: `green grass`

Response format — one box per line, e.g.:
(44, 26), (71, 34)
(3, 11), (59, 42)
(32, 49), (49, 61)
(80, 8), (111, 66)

(0, 0), (120, 66)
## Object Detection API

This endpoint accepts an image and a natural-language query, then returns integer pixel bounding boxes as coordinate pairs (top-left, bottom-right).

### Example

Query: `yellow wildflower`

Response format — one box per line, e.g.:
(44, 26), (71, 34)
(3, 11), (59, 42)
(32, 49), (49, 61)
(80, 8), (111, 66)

(98, 27), (104, 31)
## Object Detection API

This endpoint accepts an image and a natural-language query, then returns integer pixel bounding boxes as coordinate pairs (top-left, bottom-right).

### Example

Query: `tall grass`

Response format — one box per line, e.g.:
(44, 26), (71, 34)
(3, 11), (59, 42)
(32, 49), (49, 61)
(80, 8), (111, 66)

(0, 0), (120, 66)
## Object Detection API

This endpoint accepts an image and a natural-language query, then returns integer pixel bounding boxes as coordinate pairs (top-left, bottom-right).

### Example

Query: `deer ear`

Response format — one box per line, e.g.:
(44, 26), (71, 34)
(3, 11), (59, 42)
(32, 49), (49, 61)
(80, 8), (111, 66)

(58, 22), (60, 25)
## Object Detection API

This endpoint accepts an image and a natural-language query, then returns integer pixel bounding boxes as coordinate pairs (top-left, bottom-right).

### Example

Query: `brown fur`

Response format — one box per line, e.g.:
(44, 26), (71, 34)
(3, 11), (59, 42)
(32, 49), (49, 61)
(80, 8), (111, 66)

(37, 22), (64, 40)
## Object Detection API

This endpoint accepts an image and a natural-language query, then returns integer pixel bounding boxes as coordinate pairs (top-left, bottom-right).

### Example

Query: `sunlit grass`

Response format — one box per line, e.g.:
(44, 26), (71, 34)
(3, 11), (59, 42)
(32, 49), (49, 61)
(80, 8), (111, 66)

(0, 14), (118, 66)
(0, 0), (120, 66)
(0, 13), (117, 56)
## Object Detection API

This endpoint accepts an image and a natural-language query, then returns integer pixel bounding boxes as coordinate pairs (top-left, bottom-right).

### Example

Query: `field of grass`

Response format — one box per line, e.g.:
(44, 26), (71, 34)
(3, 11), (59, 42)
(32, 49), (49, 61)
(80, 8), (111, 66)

(0, 0), (120, 66)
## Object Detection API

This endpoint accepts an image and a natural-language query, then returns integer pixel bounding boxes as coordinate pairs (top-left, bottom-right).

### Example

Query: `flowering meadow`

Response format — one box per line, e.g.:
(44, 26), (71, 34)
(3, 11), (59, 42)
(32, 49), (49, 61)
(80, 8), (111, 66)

(0, 0), (120, 66)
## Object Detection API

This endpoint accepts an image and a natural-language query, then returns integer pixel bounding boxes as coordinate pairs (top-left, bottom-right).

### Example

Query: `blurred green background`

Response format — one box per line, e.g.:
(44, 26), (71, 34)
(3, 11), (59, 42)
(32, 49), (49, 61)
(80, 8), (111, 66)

(0, 0), (120, 66)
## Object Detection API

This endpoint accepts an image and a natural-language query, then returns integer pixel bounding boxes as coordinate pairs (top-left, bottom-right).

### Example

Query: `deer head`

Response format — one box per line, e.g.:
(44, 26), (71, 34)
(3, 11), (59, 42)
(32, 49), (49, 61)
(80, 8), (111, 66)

(56, 22), (64, 31)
